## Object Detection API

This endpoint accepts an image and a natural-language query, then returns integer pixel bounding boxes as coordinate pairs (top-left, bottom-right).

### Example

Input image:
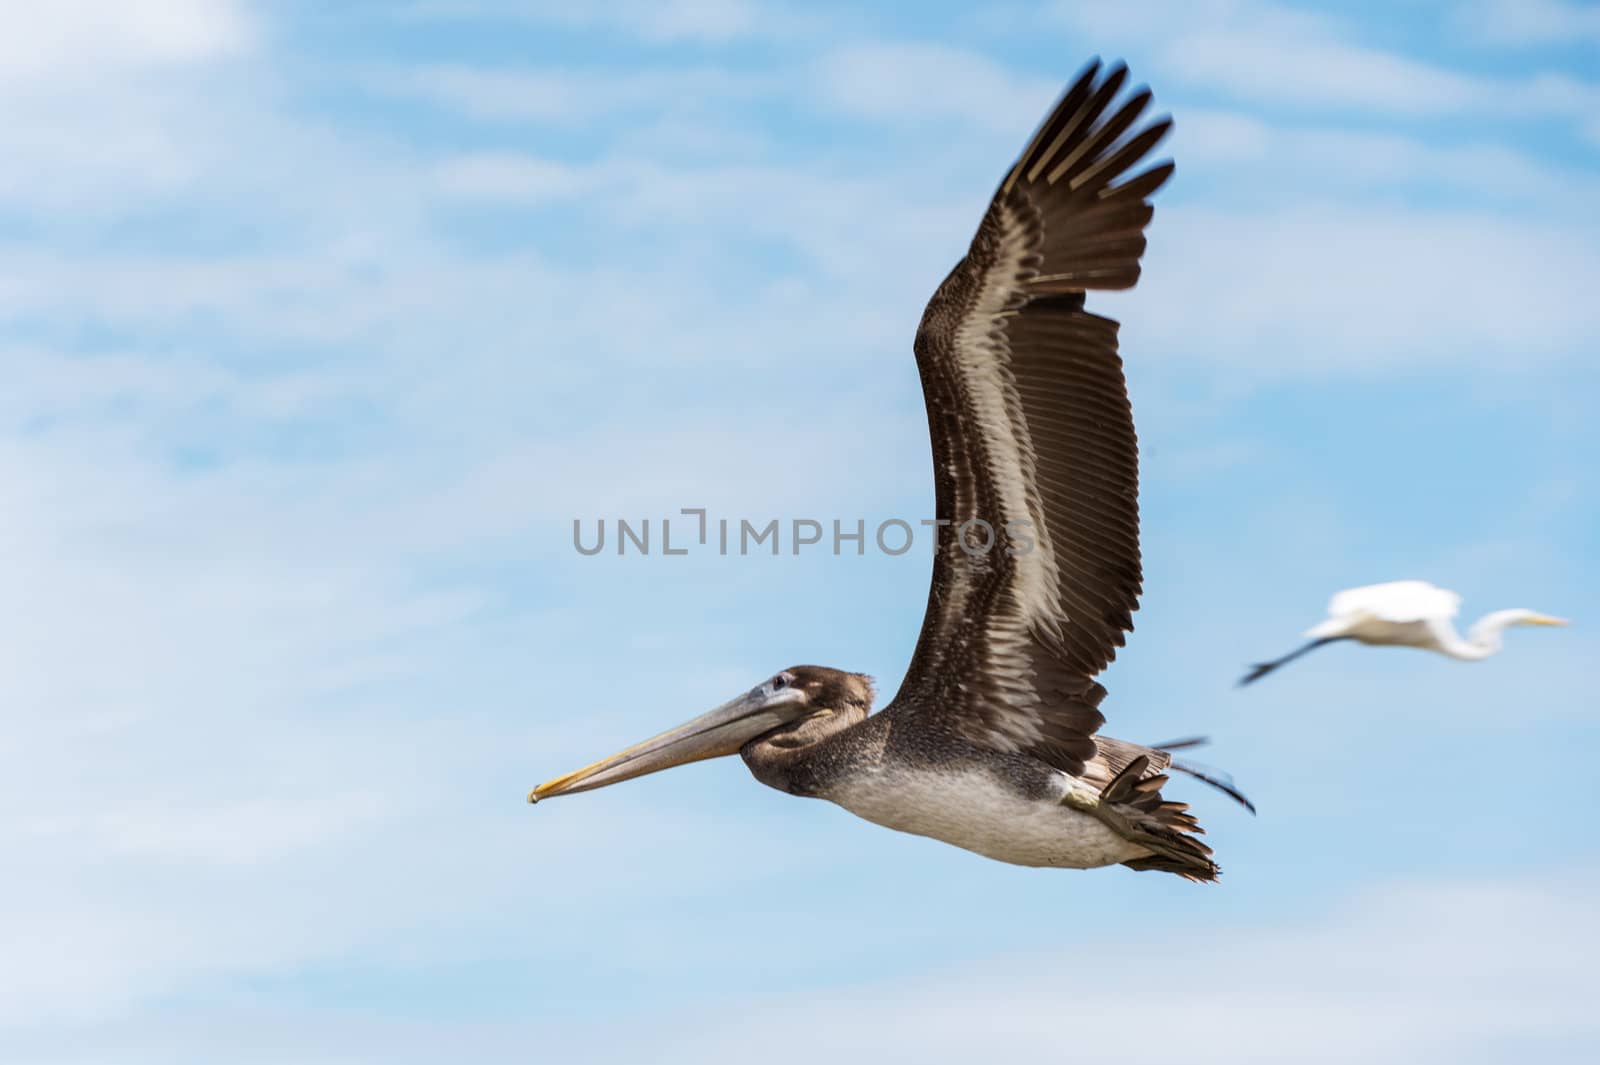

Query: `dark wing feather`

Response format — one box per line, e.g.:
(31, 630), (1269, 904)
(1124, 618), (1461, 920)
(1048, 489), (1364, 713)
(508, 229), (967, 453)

(887, 59), (1171, 777)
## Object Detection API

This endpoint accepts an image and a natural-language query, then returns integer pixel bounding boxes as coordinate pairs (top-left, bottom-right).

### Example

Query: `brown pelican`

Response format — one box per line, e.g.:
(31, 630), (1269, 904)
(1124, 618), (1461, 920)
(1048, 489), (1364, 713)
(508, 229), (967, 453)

(531, 59), (1253, 881)
(1240, 579), (1569, 685)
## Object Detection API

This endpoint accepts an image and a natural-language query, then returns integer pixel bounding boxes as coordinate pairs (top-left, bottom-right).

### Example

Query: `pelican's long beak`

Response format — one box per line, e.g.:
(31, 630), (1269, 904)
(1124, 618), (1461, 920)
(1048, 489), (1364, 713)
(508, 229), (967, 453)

(1526, 614), (1570, 627)
(529, 688), (806, 803)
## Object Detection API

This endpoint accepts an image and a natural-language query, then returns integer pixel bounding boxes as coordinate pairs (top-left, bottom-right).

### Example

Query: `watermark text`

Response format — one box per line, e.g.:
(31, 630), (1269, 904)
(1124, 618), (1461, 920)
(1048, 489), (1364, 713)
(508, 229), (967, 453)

(572, 508), (1035, 558)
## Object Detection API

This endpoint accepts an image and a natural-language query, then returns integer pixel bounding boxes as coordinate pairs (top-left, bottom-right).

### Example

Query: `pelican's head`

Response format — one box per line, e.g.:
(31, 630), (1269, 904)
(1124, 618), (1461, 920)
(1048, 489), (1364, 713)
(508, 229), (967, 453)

(528, 665), (872, 803)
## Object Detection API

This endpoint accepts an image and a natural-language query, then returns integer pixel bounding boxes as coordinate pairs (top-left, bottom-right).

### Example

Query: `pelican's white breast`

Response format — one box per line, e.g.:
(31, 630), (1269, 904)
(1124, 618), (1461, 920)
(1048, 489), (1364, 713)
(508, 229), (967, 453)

(825, 764), (1148, 869)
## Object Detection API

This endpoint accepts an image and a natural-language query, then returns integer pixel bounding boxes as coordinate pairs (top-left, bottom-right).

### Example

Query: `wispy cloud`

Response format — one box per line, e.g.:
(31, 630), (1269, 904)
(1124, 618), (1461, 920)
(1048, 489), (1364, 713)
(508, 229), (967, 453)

(0, 0), (263, 214)
(372, 63), (776, 124)
(813, 42), (1057, 131)
(1, 1), (1596, 1056)
(433, 152), (588, 202)
(1054, 0), (1600, 128)
(640, 873), (1600, 1065)
(1453, 0), (1600, 46)
(0, 0), (253, 86)
(395, 0), (804, 44)
(5, 870), (1593, 1061)
(1135, 204), (1600, 373)
(1177, 108), (1599, 206)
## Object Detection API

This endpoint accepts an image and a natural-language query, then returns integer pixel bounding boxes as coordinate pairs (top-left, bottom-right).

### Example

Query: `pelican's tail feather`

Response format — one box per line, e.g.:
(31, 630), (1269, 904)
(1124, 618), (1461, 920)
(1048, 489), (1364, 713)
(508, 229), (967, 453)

(1090, 754), (1220, 884)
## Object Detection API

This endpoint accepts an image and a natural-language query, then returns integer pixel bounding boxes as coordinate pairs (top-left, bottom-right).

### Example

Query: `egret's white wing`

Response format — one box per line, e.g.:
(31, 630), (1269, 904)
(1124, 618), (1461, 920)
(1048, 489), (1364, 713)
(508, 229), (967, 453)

(1327, 580), (1461, 624)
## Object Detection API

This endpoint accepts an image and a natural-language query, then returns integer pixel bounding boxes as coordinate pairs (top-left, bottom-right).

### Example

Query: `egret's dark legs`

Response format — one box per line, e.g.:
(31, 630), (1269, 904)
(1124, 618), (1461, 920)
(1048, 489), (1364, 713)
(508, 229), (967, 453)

(1147, 737), (1256, 814)
(1237, 636), (1349, 687)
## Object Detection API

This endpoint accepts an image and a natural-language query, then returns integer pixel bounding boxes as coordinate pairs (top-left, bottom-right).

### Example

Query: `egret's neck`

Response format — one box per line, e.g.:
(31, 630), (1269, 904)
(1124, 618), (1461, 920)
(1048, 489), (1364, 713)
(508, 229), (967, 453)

(1453, 610), (1525, 660)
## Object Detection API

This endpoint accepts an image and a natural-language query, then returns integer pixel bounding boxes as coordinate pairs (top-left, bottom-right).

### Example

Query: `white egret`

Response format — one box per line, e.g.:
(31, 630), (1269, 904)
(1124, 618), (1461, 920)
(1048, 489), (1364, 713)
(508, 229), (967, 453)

(1240, 580), (1568, 686)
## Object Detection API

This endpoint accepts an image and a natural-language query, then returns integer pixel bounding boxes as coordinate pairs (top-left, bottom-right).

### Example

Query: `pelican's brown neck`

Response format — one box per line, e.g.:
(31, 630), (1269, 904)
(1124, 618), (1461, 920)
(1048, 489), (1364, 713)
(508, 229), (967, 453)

(741, 697), (871, 797)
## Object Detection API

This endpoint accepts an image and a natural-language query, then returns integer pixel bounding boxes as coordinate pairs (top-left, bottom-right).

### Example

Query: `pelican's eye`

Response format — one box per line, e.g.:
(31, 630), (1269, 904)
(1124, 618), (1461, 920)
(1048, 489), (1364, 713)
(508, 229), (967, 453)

(771, 674), (790, 690)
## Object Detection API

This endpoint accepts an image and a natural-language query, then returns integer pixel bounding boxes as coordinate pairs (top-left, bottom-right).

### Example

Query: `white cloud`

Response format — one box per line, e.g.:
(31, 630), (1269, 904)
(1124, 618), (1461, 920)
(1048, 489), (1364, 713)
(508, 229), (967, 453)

(6, 871), (1594, 1061)
(0, 7), (1595, 1054)
(1136, 204), (1600, 372)
(1454, 0), (1600, 45)
(22, 794), (386, 865)
(814, 42), (1056, 131)
(378, 64), (603, 123)
(433, 152), (587, 202)
(1175, 107), (1274, 161)
(0, 0), (262, 214)
(1175, 108), (1596, 206)
(1582, 115), (1600, 149)
(394, 0), (823, 44)
(0, 0), (252, 85)
(645, 875), (1600, 1065)
(386, 43), (1053, 139)
(373, 61), (779, 126)
(1053, 0), (1600, 126)
(1166, 32), (1481, 116)
(587, 0), (764, 42)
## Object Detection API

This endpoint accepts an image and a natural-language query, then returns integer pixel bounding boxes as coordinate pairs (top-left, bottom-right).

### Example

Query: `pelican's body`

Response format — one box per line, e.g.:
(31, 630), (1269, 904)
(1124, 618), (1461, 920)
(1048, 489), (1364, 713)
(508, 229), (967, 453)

(1240, 579), (1567, 685)
(740, 708), (1150, 868)
(532, 60), (1252, 881)
(832, 764), (1142, 868)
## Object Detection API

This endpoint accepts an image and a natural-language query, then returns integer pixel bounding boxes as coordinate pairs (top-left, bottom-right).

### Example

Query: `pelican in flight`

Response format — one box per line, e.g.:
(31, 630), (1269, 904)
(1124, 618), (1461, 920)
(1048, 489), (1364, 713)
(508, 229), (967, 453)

(1240, 579), (1569, 686)
(531, 60), (1252, 881)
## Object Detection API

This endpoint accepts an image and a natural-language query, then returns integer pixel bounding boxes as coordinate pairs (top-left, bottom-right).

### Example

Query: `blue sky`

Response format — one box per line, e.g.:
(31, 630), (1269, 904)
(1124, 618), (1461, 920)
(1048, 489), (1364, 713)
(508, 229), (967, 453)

(2, 0), (1597, 1061)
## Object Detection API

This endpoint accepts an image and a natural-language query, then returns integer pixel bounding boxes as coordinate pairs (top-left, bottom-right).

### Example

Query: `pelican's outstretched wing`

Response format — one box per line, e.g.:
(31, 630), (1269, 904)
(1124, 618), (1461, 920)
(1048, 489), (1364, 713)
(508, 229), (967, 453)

(888, 59), (1170, 777)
